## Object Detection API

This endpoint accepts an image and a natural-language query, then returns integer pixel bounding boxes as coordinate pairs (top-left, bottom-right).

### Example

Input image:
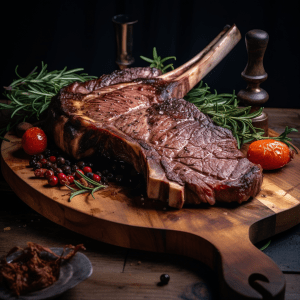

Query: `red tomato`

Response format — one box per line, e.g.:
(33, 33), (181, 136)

(22, 127), (47, 155)
(247, 139), (293, 170)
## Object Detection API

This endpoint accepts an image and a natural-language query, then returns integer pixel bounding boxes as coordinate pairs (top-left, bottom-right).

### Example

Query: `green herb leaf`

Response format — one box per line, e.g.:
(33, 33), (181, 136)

(1, 62), (96, 139)
(260, 240), (271, 251)
(140, 48), (176, 73)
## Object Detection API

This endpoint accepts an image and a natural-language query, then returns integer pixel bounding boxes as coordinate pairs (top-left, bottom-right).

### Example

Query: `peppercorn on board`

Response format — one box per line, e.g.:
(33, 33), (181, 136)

(1, 130), (300, 300)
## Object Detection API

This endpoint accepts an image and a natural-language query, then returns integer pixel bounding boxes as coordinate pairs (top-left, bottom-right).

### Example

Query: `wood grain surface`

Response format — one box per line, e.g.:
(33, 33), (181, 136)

(0, 107), (300, 299)
(1, 125), (300, 300)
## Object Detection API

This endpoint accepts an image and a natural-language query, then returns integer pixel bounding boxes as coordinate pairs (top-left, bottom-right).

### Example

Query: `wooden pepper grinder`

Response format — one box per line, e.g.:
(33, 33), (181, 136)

(237, 29), (269, 136)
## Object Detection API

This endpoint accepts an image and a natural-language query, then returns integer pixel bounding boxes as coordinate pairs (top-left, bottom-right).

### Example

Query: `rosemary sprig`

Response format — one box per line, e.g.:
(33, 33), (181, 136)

(1, 62), (96, 140)
(259, 240), (271, 251)
(66, 170), (106, 201)
(140, 47), (176, 73)
(185, 82), (298, 151)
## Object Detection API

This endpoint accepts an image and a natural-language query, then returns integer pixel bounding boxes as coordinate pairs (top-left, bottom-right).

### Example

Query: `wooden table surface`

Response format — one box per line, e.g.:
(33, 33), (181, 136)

(1, 107), (300, 300)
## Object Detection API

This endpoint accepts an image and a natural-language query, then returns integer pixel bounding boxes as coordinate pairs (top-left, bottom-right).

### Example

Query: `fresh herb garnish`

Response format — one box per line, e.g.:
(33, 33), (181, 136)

(66, 170), (106, 201)
(140, 47), (176, 73)
(259, 240), (271, 251)
(1, 62), (96, 140)
(185, 82), (298, 152)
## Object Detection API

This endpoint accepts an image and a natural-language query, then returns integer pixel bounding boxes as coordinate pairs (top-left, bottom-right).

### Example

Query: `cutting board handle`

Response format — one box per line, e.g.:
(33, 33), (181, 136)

(214, 236), (285, 300)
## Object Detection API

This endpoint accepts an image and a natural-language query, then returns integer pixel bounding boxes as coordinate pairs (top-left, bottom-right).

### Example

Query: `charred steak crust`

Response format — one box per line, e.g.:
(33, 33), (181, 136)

(45, 67), (263, 208)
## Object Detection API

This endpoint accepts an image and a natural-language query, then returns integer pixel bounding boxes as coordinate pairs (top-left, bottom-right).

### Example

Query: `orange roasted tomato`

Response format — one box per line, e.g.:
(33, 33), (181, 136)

(247, 139), (293, 170)
(22, 127), (47, 155)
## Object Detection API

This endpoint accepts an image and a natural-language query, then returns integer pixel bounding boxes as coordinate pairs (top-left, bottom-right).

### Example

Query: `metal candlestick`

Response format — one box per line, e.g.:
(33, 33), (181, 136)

(112, 14), (138, 70)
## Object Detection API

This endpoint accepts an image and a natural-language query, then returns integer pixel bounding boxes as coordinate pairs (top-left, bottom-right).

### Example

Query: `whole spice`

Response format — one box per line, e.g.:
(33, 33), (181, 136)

(159, 274), (170, 285)
(0, 242), (85, 296)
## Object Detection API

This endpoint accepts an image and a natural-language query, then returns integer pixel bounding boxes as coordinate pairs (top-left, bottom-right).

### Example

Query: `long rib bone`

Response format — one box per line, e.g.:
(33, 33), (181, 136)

(161, 24), (241, 98)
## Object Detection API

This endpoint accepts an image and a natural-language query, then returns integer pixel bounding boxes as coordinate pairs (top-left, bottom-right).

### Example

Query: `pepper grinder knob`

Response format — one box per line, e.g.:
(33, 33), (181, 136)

(237, 29), (269, 136)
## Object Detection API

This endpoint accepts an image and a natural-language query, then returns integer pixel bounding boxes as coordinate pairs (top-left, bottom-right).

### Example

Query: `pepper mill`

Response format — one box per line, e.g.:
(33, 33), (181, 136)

(112, 14), (138, 70)
(237, 29), (269, 136)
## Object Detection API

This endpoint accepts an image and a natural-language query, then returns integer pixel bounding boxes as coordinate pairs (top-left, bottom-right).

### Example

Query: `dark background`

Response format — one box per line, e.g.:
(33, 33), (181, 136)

(1, 0), (299, 108)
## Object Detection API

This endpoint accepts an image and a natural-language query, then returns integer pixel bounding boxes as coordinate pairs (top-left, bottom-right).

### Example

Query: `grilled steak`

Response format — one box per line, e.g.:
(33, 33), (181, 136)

(45, 25), (263, 208)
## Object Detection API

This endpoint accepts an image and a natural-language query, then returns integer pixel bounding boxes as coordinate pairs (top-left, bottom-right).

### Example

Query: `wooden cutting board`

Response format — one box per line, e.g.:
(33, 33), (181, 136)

(1, 130), (300, 300)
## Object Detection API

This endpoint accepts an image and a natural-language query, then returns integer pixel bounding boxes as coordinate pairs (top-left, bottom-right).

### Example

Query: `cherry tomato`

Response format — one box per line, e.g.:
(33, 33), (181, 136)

(22, 127), (47, 155)
(247, 139), (293, 170)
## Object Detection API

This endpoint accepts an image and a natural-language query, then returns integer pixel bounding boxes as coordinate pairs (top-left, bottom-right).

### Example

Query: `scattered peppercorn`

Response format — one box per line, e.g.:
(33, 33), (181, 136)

(160, 274), (170, 285)
(71, 165), (79, 172)
(36, 154), (44, 161)
(62, 165), (71, 175)
(77, 161), (85, 169)
(56, 157), (65, 166)
(64, 160), (71, 166)
(86, 172), (94, 179)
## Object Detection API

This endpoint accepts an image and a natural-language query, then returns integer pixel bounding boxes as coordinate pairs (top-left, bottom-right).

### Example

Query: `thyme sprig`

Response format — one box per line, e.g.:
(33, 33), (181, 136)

(66, 170), (106, 201)
(1, 62), (96, 140)
(185, 82), (298, 152)
(140, 47), (176, 73)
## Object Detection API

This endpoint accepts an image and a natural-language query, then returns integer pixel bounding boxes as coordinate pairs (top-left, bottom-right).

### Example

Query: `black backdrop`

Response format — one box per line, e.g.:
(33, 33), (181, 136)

(1, 0), (299, 108)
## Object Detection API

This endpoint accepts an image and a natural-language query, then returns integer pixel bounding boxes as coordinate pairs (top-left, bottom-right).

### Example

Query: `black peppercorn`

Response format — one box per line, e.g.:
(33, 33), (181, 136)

(33, 162), (42, 170)
(29, 159), (37, 168)
(56, 157), (65, 166)
(64, 160), (71, 166)
(115, 175), (123, 183)
(107, 173), (114, 181)
(86, 172), (94, 179)
(102, 169), (109, 176)
(45, 161), (53, 169)
(71, 165), (79, 172)
(160, 274), (170, 285)
(86, 162), (93, 168)
(62, 165), (71, 175)
(54, 168), (63, 176)
(100, 176), (107, 183)
(43, 149), (51, 157)
(36, 154), (44, 161)
(77, 161), (85, 169)
(51, 150), (59, 156)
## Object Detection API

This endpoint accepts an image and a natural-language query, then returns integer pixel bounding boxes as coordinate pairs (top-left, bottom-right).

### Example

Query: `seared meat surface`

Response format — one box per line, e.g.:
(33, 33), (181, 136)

(45, 25), (262, 208)
(46, 67), (262, 208)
